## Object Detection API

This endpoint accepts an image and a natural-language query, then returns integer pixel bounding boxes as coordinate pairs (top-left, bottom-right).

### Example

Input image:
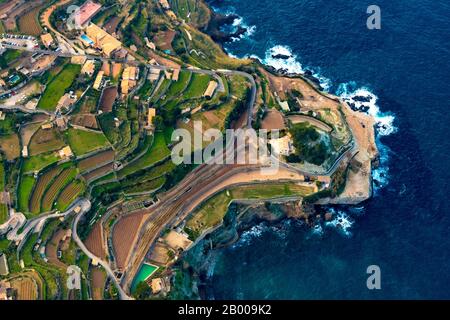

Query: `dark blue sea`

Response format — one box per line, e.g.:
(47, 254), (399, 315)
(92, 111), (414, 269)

(204, 0), (450, 299)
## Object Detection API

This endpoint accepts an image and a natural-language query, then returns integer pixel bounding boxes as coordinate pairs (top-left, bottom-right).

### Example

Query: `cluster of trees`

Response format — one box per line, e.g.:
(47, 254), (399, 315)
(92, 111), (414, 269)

(287, 123), (329, 166)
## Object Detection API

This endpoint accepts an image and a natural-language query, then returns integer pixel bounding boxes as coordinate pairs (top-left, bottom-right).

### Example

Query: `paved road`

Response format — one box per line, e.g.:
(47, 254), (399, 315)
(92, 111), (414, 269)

(72, 198), (132, 300)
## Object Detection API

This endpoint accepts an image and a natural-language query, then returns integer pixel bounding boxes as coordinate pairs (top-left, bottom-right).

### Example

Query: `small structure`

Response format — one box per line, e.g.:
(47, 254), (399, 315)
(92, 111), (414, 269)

(93, 71), (104, 90)
(269, 134), (295, 156)
(172, 69), (180, 81)
(70, 55), (87, 65)
(203, 81), (218, 98)
(22, 146), (28, 158)
(74, 1), (102, 27)
(147, 108), (156, 129)
(81, 60), (96, 76)
(148, 68), (160, 82)
(159, 0), (171, 10)
(55, 117), (68, 130)
(58, 146), (73, 160)
(40, 33), (54, 48)
(85, 23), (122, 57)
(163, 230), (193, 251)
(41, 123), (53, 130)
(0, 111), (5, 121)
(278, 100), (290, 112)
(0, 281), (12, 300)
(0, 253), (9, 276)
(57, 93), (77, 111)
(24, 99), (38, 110)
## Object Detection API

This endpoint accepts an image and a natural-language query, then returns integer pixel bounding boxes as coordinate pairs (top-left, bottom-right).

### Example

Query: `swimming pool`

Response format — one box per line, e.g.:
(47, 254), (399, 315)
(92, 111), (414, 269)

(80, 34), (94, 45)
(131, 263), (158, 293)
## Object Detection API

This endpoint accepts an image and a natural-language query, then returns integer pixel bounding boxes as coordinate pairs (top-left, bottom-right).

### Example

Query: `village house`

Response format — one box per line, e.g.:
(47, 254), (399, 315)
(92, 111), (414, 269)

(58, 146), (74, 160)
(40, 33), (54, 48)
(203, 80), (218, 98)
(93, 71), (104, 90)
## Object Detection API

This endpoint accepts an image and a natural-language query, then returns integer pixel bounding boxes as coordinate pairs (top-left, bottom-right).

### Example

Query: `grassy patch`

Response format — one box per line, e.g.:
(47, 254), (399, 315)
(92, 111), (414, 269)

(22, 152), (59, 173)
(0, 203), (7, 224)
(166, 71), (191, 97)
(65, 128), (109, 156)
(183, 73), (210, 99)
(37, 64), (81, 111)
(117, 132), (170, 177)
(17, 175), (36, 213)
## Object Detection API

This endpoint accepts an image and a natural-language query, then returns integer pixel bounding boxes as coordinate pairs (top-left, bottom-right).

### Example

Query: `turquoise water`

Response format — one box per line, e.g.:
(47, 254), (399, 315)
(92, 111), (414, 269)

(131, 263), (158, 293)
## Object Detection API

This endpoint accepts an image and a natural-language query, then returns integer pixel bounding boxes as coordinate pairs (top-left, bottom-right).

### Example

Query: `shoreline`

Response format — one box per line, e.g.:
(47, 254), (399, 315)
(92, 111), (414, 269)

(166, 0), (382, 299)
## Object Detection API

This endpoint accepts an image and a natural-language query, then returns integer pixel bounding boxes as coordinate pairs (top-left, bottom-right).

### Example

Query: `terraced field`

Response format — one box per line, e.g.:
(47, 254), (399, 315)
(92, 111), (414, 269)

(55, 180), (85, 211)
(29, 166), (64, 214)
(77, 150), (115, 172)
(41, 167), (77, 212)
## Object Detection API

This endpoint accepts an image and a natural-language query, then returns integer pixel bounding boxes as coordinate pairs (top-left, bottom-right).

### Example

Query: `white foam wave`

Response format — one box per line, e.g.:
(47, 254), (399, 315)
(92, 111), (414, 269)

(263, 45), (304, 74)
(232, 223), (267, 248)
(324, 210), (354, 237)
(337, 83), (397, 136)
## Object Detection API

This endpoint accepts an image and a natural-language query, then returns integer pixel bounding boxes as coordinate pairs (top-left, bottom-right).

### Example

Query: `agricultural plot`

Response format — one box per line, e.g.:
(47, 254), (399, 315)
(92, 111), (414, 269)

(99, 86), (118, 113)
(17, 175), (36, 214)
(37, 64), (81, 111)
(29, 166), (64, 214)
(55, 180), (85, 212)
(117, 132), (170, 178)
(70, 114), (99, 130)
(82, 162), (114, 183)
(41, 167), (77, 212)
(18, 5), (43, 36)
(22, 152), (59, 173)
(10, 276), (38, 300)
(112, 211), (147, 269)
(84, 222), (106, 259)
(91, 267), (106, 300)
(165, 70), (191, 98)
(0, 134), (20, 160)
(182, 73), (211, 99)
(65, 128), (109, 156)
(28, 128), (65, 156)
(0, 203), (7, 224)
(77, 149), (115, 172)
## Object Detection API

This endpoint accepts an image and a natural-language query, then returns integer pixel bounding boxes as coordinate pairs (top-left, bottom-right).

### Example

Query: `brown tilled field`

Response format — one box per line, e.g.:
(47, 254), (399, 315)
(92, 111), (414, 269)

(18, 5), (44, 36)
(82, 163), (114, 182)
(261, 109), (286, 130)
(99, 86), (118, 113)
(0, 134), (20, 160)
(45, 229), (68, 269)
(29, 128), (65, 156)
(30, 166), (63, 213)
(10, 277), (38, 300)
(112, 211), (147, 269)
(90, 267), (106, 300)
(103, 16), (121, 34)
(70, 114), (99, 129)
(78, 150), (115, 172)
(41, 168), (75, 212)
(85, 222), (106, 259)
